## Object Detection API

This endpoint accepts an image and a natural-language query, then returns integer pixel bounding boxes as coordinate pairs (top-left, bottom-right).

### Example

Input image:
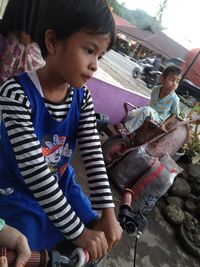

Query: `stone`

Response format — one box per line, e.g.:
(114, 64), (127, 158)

(187, 163), (200, 178)
(195, 203), (200, 220)
(178, 219), (200, 256)
(169, 177), (191, 197)
(163, 204), (185, 225)
(184, 200), (197, 215)
(187, 193), (200, 204)
(166, 196), (184, 208)
(183, 211), (194, 222)
(188, 176), (200, 195)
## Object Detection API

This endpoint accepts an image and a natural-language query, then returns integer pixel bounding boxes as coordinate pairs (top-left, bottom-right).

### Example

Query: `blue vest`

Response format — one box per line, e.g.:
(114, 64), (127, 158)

(0, 73), (97, 250)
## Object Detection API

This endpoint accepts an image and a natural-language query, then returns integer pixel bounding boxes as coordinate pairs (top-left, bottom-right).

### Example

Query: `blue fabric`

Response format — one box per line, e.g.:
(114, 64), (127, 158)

(124, 106), (161, 133)
(124, 86), (180, 133)
(150, 86), (180, 122)
(0, 73), (97, 250)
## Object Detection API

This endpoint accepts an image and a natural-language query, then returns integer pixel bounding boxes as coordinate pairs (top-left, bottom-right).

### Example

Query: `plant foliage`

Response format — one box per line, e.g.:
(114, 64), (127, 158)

(184, 102), (200, 164)
(107, 0), (165, 30)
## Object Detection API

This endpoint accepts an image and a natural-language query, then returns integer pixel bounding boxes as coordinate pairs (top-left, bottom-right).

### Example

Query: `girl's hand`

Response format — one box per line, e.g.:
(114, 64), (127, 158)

(93, 208), (123, 252)
(73, 227), (108, 262)
(0, 256), (8, 267)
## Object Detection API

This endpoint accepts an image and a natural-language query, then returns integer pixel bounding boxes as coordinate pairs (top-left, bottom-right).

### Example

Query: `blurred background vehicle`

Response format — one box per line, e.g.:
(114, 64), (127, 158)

(132, 56), (162, 88)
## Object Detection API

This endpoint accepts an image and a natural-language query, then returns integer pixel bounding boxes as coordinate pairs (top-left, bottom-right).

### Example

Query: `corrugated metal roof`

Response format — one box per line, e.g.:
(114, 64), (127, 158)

(111, 12), (188, 59)
(117, 25), (188, 59)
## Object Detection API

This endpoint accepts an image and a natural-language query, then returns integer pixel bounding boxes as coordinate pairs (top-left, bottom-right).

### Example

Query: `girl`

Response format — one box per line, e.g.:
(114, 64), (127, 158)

(0, 0), (122, 263)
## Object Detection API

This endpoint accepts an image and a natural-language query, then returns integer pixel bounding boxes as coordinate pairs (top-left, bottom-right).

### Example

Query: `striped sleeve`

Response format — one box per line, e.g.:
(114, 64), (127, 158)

(77, 87), (115, 209)
(0, 78), (84, 240)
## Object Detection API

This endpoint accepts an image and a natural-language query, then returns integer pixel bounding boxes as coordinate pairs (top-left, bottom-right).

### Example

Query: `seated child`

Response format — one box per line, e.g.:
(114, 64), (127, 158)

(121, 65), (182, 135)
(0, 0), (122, 263)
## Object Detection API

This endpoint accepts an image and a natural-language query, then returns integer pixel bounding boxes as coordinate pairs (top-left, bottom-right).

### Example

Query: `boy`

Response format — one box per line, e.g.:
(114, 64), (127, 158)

(120, 64), (182, 135)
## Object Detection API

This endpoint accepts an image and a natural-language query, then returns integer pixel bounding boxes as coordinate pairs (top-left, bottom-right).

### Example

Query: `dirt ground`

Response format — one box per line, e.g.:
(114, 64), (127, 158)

(71, 148), (200, 267)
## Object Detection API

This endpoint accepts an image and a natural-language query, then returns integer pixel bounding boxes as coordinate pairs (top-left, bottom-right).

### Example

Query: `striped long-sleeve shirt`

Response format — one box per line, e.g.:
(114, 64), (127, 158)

(0, 75), (114, 240)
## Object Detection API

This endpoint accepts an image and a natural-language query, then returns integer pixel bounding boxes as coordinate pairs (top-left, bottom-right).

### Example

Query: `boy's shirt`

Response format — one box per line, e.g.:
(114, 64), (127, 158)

(150, 86), (180, 122)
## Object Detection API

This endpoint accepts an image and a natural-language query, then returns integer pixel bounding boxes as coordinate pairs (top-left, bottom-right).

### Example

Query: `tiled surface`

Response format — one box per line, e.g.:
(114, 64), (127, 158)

(94, 67), (125, 88)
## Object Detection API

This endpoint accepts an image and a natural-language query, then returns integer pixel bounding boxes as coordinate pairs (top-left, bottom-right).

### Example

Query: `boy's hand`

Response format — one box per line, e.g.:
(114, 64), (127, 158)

(0, 224), (31, 267)
(93, 208), (123, 252)
(73, 227), (108, 262)
(161, 124), (167, 132)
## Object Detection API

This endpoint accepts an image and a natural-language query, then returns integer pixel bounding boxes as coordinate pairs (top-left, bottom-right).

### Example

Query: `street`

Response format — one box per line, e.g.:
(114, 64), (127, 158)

(99, 49), (151, 98)
(103, 49), (139, 77)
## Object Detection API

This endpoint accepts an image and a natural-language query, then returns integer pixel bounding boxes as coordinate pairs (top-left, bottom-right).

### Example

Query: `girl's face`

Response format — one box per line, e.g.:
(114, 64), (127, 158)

(47, 30), (111, 88)
(161, 73), (181, 93)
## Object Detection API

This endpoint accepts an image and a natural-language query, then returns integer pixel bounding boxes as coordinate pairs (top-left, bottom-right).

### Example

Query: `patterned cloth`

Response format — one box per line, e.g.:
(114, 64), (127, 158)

(124, 86), (180, 133)
(0, 32), (45, 85)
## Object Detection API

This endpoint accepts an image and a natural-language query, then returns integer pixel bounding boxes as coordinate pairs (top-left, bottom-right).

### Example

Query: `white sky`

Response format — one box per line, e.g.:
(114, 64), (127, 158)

(118, 0), (200, 50)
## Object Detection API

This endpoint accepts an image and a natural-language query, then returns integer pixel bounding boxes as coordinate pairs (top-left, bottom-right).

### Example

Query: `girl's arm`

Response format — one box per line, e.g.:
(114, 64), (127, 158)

(77, 88), (122, 250)
(0, 78), (84, 241)
(77, 87), (114, 209)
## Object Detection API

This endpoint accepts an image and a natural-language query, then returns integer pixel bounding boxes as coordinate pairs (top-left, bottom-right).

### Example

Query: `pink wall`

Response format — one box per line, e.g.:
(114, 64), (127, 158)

(87, 77), (149, 125)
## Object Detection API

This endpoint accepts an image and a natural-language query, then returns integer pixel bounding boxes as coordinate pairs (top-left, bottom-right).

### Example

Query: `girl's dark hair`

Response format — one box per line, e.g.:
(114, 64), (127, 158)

(36, 0), (116, 59)
(162, 64), (182, 78)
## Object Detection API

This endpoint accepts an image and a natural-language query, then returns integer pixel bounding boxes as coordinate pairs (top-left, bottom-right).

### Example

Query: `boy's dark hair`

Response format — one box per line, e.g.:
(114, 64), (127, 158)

(162, 64), (182, 78)
(36, 0), (116, 59)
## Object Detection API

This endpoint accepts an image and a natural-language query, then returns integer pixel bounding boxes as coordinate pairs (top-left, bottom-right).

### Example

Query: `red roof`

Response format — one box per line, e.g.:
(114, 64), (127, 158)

(112, 13), (135, 28)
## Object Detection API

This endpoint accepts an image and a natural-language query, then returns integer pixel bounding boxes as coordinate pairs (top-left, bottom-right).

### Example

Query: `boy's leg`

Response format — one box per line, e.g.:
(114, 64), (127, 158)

(124, 106), (159, 133)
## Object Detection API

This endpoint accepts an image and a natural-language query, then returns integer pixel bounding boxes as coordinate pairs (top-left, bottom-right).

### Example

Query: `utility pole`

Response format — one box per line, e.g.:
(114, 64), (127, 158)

(155, 0), (168, 24)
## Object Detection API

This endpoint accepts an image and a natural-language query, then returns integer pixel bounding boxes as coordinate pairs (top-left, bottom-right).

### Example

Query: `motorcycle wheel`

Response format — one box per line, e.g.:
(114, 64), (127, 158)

(146, 82), (154, 89)
(102, 135), (130, 166)
(132, 68), (140, 78)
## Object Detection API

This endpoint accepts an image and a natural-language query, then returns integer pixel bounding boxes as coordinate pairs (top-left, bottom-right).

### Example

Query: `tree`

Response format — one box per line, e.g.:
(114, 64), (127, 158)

(129, 9), (155, 29)
(107, 0), (123, 16)
(107, 0), (165, 31)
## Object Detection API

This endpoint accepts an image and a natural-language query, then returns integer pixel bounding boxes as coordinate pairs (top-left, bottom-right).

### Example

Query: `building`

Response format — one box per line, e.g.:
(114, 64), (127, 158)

(112, 12), (188, 60)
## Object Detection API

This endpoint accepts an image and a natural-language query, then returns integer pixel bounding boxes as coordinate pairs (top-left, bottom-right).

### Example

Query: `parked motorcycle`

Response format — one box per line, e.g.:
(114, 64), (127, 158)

(132, 58), (162, 89)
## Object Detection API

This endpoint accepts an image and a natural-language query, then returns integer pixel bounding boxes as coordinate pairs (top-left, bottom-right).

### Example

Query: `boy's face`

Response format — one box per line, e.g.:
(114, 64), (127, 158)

(161, 73), (181, 92)
(47, 30), (110, 88)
